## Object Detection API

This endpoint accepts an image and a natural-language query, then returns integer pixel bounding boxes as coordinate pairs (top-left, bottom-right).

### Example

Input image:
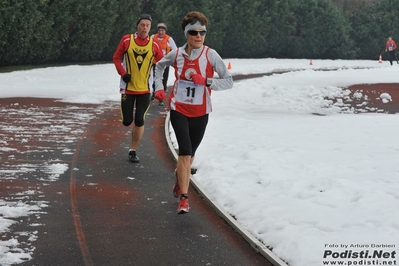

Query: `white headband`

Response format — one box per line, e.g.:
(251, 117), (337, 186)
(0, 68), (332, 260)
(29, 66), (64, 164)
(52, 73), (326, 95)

(184, 21), (206, 37)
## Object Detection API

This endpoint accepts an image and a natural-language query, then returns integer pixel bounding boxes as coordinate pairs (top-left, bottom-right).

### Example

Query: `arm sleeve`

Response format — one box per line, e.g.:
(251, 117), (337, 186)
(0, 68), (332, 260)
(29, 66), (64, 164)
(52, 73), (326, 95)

(154, 50), (176, 92)
(168, 37), (178, 50)
(207, 49), (234, 91)
(112, 35), (129, 76)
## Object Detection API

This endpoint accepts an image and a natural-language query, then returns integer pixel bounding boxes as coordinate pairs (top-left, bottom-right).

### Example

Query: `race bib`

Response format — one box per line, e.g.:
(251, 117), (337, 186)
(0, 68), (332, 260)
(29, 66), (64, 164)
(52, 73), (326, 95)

(175, 80), (204, 105)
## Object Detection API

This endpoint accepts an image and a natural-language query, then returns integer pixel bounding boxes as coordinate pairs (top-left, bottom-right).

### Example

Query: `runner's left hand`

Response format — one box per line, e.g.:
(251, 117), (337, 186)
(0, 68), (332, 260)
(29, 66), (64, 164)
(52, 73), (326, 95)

(191, 74), (206, 86)
(154, 90), (166, 101)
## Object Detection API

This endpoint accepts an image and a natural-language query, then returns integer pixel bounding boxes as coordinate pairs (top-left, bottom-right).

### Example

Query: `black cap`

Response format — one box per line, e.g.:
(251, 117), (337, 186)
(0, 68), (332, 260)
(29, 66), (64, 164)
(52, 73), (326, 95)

(137, 14), (152, 25)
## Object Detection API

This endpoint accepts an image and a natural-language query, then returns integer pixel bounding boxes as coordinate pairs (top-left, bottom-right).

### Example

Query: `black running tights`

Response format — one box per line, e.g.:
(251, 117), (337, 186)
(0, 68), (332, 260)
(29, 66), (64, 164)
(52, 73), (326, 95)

(120, 93), (151, 127)
(170, 110), (209, 157)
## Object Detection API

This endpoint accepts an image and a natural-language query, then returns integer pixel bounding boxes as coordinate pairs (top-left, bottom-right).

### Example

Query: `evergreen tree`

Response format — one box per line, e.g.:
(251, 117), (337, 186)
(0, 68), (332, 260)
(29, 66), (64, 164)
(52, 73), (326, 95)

(101, 0), (144, 60)
(287, 0), (354, 59)
(262, 0), (297, 58)
(221, 0), (267, 58)
(349, 1), (386, 59)
(1, 0), (399, 66)
(0, 0), (53, 66)
(48, 0), (118, 62)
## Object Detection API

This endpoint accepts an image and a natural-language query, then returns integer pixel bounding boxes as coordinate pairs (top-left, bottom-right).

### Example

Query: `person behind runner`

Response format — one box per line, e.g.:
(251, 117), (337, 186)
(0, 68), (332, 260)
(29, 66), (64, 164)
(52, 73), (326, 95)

(385, 36), (398, 65)
(153, 11), (233, 214)
(151, 23), (178, 106)
(113, 14), (163, 163)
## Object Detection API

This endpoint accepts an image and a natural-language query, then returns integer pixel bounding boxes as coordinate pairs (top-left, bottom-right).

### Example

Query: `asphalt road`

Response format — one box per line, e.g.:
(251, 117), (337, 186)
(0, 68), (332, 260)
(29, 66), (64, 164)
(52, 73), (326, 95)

(0, 97), (272, 266)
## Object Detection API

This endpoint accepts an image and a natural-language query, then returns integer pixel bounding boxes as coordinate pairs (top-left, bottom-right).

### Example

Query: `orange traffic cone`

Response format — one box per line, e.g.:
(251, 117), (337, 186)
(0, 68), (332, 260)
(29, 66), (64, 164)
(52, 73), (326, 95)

(227, 62), (232, 70)
(309, 59), (313, 65)
(378, 54), (382, 64)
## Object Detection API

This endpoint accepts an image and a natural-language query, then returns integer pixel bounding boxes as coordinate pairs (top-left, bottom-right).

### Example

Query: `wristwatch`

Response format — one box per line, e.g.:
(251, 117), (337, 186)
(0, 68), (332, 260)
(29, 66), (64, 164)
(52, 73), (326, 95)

(206, 78), (212, 87)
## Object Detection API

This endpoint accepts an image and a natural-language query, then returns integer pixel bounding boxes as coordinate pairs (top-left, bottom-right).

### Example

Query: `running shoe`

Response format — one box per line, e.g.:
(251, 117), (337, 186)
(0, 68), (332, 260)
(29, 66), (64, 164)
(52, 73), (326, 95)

(177, 197), (189, 214)
(128, 150), (139, 163)
(172, 169), (180, 198)
(158, 100), (164, 106)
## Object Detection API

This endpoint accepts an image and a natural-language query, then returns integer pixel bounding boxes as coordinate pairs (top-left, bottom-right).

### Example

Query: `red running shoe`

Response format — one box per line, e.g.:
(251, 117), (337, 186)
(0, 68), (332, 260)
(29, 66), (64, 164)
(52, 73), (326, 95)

(172, 169), (180, 198)
(177, 197), (189, 214)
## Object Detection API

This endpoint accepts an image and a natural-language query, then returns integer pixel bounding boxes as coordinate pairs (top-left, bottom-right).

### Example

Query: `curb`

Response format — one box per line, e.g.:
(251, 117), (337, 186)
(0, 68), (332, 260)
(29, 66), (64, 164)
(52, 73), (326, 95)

(164, 111), (289, 266)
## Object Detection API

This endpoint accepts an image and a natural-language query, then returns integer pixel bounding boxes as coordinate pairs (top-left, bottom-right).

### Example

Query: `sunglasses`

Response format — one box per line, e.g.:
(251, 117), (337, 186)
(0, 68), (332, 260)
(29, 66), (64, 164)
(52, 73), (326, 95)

(187, 30), (207, 36)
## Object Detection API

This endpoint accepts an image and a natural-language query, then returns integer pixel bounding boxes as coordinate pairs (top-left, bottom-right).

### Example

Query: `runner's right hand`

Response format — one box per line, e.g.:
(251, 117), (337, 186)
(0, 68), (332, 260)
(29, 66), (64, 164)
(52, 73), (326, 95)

(122, 74), (131, 83)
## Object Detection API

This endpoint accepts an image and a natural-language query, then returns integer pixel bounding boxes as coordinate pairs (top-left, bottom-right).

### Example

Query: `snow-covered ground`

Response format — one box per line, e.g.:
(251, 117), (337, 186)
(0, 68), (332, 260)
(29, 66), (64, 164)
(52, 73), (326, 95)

(1, 58), (398, 266)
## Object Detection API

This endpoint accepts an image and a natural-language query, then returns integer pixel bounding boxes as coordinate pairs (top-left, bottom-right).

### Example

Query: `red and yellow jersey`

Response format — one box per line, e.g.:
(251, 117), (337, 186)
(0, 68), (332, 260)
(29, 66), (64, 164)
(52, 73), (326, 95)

(113, 33), (163, 95)
(170, 46), (214, 117)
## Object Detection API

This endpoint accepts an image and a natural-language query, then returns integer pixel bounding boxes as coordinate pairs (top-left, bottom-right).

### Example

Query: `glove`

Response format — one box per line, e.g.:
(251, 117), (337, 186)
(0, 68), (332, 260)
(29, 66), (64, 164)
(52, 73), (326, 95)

(122, 74), (131, 83)
(191, 73), (206, 86)
(154, 90), (166, 101)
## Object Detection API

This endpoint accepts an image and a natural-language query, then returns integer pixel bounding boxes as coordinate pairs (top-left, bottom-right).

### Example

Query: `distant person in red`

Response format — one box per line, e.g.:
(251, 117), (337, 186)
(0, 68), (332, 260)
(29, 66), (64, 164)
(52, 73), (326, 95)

(113, 14), (163, 163)
(385, 36), (398, 65)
